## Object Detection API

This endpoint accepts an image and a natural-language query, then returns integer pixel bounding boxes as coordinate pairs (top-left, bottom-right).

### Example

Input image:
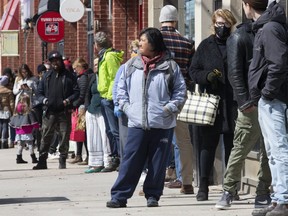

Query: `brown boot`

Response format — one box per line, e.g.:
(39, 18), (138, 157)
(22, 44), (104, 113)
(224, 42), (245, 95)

(69, 155), (82, 164)
(78, 157), (88, 165)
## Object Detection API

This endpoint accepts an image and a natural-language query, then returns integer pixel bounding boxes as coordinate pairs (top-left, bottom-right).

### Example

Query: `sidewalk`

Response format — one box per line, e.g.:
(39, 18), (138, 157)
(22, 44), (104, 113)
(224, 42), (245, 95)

(0, 148), (255, 216)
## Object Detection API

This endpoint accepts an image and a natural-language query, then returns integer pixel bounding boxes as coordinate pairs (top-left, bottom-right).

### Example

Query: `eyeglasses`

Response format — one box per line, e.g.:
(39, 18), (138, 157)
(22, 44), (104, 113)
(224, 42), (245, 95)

(215, 22), (231, 28)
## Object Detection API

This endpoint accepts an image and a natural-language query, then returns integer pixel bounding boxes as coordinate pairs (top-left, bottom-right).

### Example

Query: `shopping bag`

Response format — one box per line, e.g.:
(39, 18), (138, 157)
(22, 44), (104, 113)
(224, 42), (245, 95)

(177, 84), (220, 126)
(70, 109), (86, 142)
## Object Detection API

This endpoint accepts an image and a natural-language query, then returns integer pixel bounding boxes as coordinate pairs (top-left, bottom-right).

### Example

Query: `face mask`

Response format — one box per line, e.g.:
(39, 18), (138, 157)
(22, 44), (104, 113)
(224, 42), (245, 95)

(215, 26), (231, 39)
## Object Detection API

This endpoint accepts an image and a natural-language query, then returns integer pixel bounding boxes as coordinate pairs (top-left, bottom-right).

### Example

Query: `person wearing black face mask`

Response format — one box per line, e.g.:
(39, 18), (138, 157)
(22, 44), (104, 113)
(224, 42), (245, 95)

(215, 24), (231, 40)
(189, 9), (237, 201)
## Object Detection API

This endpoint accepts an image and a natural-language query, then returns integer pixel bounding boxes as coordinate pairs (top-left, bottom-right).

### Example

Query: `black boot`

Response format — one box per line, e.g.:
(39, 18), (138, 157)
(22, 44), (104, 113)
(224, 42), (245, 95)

(33, 153), (48, 170)
(1, 140), (8, 149)
(16, 155), (28, 164)
(59, 156), (66, 169)
(196, 177), (209, 201)
(31, 154), (38, 163)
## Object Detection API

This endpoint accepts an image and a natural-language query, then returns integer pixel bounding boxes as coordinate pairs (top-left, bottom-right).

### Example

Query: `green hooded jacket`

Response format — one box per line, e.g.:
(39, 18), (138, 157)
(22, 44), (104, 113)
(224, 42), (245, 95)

(97, 48), (124, 100)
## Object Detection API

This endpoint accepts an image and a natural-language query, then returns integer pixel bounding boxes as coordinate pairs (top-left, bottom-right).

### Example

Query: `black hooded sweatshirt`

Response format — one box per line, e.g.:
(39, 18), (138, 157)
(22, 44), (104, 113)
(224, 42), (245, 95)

(248, 2), (288, 104)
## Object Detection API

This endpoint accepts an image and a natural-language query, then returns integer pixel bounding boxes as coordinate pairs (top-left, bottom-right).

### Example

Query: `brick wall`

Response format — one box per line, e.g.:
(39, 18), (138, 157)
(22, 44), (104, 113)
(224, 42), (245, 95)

(1, 0), (149, 73)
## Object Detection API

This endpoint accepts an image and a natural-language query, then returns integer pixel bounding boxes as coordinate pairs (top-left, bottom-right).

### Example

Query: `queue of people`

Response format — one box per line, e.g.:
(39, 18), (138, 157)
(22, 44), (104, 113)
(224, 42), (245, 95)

(1, 1), (287, 215)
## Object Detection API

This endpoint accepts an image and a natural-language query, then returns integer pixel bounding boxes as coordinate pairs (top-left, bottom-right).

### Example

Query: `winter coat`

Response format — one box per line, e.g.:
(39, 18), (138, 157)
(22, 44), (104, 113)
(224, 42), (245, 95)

(249, 2), (288, 104)
(117, 53), (187, 130)
(85, 73), (102, 114)
(73, 70), (89, 108)
(37, 69), (79, 111)
(97, 48), (124, 100)
(0, 85), (14, 118)
(189, 35), (237, 134)
(13, 76), (38, 108)
(227, 22), (255, 111)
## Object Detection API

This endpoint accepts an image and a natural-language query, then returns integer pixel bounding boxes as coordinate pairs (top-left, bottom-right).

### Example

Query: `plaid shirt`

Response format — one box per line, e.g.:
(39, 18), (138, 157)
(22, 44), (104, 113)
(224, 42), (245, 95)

(160, 26), (194, 81)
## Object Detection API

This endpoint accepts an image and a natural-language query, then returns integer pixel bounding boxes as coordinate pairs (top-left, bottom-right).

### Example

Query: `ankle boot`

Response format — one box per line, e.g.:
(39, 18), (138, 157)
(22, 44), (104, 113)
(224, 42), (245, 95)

(196, 177), (209, 201)
(31, 154), (38, 163)
(16, 155), (28, 164)
(59, 156), (66, 169)
(33, 153), (48, 170)
(69, 155), (82, 164)
(1, 140), (8, 149)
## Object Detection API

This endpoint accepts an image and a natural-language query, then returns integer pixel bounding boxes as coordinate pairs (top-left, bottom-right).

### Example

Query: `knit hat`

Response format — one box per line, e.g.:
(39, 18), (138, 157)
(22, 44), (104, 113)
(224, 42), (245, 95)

(159, 5), (178, 23)
(37, 64), (46, 73)
(243, 0), (268, 11)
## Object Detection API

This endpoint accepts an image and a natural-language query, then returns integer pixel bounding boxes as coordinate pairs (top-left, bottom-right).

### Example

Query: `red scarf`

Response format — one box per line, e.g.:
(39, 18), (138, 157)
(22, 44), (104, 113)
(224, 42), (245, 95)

(141, 52), (164, 77)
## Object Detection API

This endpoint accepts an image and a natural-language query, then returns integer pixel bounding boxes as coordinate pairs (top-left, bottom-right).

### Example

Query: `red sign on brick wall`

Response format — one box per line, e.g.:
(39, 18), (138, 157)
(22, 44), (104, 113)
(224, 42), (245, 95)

(36, 11), (64, 43)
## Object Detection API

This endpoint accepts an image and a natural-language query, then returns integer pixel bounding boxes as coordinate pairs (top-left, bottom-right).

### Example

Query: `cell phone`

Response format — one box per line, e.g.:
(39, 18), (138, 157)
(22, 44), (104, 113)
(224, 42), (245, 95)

(22, 83), (29, 88)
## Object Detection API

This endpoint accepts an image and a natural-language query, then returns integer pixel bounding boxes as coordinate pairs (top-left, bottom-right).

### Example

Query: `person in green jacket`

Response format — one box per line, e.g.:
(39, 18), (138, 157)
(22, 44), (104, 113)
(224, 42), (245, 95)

(94, 31), (124, 172)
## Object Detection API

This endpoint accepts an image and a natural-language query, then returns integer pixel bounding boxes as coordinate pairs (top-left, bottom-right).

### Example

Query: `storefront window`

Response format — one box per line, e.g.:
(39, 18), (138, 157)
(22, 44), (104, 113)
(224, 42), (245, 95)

(184, 0), (195, 41)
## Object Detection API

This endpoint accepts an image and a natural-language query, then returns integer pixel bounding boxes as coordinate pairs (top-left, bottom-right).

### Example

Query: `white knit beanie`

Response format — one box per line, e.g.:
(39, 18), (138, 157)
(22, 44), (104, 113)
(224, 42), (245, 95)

(159, 5), (178, 23)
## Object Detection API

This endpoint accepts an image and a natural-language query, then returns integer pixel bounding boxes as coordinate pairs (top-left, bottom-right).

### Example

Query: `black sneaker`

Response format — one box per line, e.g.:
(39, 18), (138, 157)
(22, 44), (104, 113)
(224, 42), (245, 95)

(106, 199), (127, 208)
(255, 194), (271, 208)
(215, 191), (234, 210)
(147, 197), (159, 207)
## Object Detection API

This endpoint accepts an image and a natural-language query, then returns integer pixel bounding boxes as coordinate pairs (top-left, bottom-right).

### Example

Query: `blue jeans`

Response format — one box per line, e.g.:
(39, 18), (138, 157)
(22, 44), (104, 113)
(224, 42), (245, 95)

(258, 98), (288, 204)
(111, 127), (171, 203)
(0, 119), (9, 142)
(172, 132), (182, 181)
(101, 99), (119, 157)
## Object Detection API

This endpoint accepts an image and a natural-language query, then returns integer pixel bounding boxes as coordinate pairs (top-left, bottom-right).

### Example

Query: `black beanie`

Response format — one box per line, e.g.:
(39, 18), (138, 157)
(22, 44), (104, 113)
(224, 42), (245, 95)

(37, 64), (47, 73)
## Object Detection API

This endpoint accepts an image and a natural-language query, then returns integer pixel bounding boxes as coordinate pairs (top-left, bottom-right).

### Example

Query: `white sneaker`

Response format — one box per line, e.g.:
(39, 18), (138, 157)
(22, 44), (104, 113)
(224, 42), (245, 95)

(48, 152), (60, 160)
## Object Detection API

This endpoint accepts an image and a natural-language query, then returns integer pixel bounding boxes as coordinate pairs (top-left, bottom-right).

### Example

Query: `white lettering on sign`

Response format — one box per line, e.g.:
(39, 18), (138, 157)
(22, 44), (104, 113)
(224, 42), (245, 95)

(52, 18), (64, 21)
(41, 18), (52, 21)
(60, 0), (85, 22)
(65, 8), (81, 13)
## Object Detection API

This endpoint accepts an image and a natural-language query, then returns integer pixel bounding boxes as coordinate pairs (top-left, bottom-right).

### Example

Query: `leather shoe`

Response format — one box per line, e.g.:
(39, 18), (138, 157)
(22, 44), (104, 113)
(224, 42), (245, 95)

(106, 200), (127, 208)
(180, 184), (194, 194)
(165, 179), (182, 188)
(196, 191), (208, 201)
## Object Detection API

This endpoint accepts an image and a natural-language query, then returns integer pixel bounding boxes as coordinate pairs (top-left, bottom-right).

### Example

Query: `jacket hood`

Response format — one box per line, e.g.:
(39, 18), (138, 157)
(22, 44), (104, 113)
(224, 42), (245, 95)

(104, 48), (124, 63)
(253, 2), (287, 31)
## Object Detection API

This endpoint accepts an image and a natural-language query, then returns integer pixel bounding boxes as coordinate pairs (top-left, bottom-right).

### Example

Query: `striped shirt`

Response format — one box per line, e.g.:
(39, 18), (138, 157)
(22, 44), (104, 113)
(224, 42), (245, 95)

(160, 26), (194, 80)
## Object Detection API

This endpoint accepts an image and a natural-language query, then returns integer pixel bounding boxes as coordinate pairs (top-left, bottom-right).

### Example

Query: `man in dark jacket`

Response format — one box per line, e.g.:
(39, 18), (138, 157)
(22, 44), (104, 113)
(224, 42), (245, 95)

(215, 20), (271, 210)
(245, 1), (288, 216)
(33, 50), (79, 170)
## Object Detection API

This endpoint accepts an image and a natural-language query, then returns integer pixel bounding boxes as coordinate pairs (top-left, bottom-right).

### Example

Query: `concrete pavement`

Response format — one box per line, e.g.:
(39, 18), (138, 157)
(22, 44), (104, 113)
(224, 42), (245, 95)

(0, 148), (255, 216)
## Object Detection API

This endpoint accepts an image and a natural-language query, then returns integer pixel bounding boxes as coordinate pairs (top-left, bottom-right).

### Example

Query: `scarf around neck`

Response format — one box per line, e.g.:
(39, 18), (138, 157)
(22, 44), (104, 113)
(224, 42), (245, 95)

(141, 52), (164, 77)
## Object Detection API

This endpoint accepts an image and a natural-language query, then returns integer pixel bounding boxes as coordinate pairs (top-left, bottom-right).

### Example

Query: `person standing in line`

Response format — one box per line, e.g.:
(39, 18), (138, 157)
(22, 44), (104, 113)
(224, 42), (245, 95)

(94, 31), (124, 172)
(215, 9), (271, 210)
(33, 50), (79, 170)
(159, 4), (195, 194)
(113, 39), (139, 161)
(84, 57), (111, 173)
(106, 27), (186, 208)
(9, 94), (39, 164)
(0, 68), (15, 149)
(69, 58), (90, 165)
(243, 1), (288, 216)
(189, 8), (237, 201)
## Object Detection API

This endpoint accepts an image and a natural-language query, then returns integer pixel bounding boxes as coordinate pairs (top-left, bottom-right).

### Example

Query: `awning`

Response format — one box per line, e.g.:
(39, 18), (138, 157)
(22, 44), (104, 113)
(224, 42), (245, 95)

(38, 0), (59, 15)
(0, 0), (20, 30)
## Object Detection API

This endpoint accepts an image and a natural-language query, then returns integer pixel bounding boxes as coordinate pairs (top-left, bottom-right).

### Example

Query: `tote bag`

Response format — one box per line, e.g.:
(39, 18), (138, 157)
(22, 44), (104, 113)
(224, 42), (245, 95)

(177, 84), (220, 126)
(70, 109), (86, 142)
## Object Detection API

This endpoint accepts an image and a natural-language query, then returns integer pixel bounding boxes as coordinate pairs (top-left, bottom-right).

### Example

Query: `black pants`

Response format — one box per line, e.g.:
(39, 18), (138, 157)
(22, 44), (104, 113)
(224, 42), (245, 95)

(40, 111), (71, 158)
